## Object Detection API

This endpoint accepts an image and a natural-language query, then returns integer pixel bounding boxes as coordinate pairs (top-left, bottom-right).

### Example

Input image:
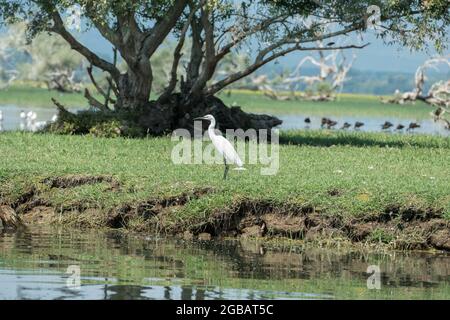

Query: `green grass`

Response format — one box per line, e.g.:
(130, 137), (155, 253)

(0, 130), (449, 227)
(218, 90), (433, 119)
(0, 84), (91, 108)
(0, 85), (434, 120)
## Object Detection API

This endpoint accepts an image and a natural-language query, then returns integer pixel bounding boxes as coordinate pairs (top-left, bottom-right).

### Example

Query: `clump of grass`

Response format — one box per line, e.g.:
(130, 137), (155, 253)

(369, 228), (395, 244)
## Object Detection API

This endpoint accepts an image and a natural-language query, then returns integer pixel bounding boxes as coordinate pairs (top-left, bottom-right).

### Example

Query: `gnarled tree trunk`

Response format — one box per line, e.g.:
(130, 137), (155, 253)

(116, 65), (152, 110)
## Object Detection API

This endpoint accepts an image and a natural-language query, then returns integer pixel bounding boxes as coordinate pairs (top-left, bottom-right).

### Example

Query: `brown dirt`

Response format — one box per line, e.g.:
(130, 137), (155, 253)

(0, 205), (23, 229)
(183, 199), (449, 251)
(41, 175), (121, 190)
(4, 184), (449, 251)
(21, 206), (58, 225)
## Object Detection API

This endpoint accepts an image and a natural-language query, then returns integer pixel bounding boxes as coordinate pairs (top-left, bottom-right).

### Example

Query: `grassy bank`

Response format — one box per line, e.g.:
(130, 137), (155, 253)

(0, 85), (95, 109)
(0, 85), (433, 119)
(218, 90), (432, 119)
(0, 130), (449, 250)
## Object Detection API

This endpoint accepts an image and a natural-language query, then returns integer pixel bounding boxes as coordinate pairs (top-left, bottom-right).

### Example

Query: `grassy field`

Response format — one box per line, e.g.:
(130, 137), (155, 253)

(0, 85), (434, 119)
(0, 84), (102, 109)
(218, 90), (433, 119)
(0, 130), (449, 249)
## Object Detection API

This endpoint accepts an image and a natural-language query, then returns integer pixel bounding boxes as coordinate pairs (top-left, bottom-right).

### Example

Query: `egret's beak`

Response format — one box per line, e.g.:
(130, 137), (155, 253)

(194, 116), (206, 121)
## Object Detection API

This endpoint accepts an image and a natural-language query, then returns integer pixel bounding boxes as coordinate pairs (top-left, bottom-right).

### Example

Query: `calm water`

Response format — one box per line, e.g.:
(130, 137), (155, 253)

(279, 115), (450, 137)
(0, 227), (448, 300)
(0, 105), (449, 136)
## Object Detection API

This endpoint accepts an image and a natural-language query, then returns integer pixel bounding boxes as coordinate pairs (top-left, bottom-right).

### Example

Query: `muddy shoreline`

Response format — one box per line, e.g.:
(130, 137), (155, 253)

(1, 176), (449, 252)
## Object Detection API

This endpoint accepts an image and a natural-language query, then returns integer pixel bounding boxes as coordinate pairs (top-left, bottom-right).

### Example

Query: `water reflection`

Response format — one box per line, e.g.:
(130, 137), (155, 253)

(279, 115), (450, 137)
(0, 105), (60, 132)
(1, 105), (449, 136)
(0, 227), (448, 300)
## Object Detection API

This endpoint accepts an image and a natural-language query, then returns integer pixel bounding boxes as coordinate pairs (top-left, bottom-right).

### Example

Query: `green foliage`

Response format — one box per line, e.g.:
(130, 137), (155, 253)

(370, 228), (395, 244)
(89, 120), (122, 138)
(45, 109), (147, 138)
(44, 121), (76, 135)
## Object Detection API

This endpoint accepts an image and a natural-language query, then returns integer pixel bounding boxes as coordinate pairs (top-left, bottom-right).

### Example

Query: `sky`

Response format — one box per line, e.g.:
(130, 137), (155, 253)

(1, 15), (447, 74)
(76, 28), (448, 73)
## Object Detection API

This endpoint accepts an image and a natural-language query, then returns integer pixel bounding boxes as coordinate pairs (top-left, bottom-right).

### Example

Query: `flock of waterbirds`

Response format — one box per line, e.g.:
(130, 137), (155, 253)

(304, 117), (423, 132)
(0, 110), (57, 131)
(0, 110), (445, 134)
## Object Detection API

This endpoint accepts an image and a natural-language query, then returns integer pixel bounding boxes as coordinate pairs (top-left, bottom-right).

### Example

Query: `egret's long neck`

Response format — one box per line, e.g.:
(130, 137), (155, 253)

(208, 119), (216, 138)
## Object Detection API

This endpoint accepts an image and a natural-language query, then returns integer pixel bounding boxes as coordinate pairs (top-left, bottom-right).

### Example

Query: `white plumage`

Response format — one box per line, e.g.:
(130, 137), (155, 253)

(195, 114), (245, 179)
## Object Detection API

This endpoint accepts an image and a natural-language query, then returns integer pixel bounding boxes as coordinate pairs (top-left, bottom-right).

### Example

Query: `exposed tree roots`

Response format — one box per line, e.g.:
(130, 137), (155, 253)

(48, 95), (282, 137)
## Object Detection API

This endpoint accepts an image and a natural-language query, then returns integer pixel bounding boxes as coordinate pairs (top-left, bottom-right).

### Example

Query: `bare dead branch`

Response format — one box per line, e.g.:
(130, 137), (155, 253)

(84, 88), (109, 111)
(206, 43), (369, 96)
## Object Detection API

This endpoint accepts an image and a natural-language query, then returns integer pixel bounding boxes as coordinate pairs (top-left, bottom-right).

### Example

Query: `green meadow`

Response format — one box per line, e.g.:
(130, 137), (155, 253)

(0, 130), (448, 248)
(0, 86), (448, 249)
(0, 85), (433, 119)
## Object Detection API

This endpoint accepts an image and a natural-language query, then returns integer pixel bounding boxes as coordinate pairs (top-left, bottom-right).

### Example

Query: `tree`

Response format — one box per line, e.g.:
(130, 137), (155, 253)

(0, 23), (85, 92)
(0, 25), (19, 89)
(0, 0), (448, 135)
(254, 42), (356, 101)
(382, 55), (450, 129)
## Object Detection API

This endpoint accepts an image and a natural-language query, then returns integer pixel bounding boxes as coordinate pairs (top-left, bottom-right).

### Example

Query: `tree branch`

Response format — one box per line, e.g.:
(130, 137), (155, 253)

(189, 5), (218, 97)
(49, 10), (120, 81)
(86, 65), (115, 105)
(206, 43), (369, 96)
(84, 88), (109, 111)
(141, 0), (188, 58)
(158, 5), (198, 103)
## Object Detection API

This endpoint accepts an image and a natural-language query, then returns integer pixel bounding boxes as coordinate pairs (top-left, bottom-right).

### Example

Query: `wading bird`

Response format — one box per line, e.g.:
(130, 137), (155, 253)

(20, 110), (26, 120)
(396, 124), (405, 131)
(0, 110), (3, 122)
(431, 107), (445, 121)
(407, 122), (421, 131)
(341, 122), (351, 130)
(354, 121), (364, 129)
(304, 117), (311, 124)
(381, 121), (393, 130)
(194, 114), (246, 180)
(327, 119), (338, 129)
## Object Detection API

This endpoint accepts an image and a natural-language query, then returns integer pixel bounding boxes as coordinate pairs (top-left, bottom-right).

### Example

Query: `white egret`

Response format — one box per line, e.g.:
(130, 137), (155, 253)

(194, 114), (246, 180)
(33, 121), (48, 131)
(20, 110), (26, 120)
(51, 114), (58, 122)
(0, 110), (3, 121)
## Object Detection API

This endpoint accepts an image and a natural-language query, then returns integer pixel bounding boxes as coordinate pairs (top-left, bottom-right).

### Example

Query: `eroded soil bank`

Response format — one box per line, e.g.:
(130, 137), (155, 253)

(1, 174), (449, 251)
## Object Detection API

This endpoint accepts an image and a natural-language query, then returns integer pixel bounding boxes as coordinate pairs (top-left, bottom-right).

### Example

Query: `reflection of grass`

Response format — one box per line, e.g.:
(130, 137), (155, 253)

(0, 131), (449, 229)
(0, 227), (448, 299)
(218, 90), (432, 119)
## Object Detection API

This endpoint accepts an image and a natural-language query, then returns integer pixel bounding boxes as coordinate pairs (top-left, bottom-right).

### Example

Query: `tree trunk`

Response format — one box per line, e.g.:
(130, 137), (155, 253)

(116, 62), (152, 110)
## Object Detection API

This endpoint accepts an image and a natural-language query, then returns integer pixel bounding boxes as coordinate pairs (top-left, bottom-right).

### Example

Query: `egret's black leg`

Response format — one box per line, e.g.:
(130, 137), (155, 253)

(223, 157), (229, 180)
